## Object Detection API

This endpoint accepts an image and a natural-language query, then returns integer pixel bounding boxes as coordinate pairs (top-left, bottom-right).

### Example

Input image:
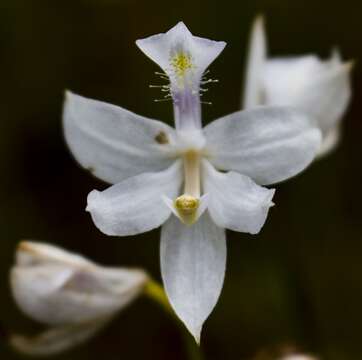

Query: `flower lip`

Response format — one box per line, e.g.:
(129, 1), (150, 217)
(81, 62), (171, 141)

(136, 22), (226, 86)
(169, 48), (195, 88)
(137, 22), (226, 132)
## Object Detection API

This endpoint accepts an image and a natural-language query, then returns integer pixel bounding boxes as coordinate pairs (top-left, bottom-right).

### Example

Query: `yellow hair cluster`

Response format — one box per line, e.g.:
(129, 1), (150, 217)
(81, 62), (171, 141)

(170, 52), (193, 79)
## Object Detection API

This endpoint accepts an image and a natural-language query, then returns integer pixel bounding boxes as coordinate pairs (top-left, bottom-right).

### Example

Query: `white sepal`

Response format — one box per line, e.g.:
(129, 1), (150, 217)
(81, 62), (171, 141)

(160, 213), (226, 343)
(63, 91), (177, 184)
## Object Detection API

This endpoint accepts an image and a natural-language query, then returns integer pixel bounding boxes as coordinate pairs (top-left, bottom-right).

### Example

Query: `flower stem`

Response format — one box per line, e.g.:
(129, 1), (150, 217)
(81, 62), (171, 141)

(143, 279), (173, 315)
(143, 279), (204, 360)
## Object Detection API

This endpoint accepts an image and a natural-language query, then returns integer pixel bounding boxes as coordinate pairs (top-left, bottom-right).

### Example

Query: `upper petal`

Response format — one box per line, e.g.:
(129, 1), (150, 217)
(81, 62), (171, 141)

(87, 161), (182, 236)
(160, 212), (226, 343)
(63, 91), (177, 184)
(204, 106), (322, 185)
(202, 160), (275, 234)
(136, 22), (226, 81)
(242, 15), (267, 109)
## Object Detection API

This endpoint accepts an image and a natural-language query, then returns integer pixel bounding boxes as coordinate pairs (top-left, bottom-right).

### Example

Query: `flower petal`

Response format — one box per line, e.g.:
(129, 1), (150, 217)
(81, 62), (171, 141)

(16, 241), (91, 267)
(10, 319), (110, 356)
(11, 242), (148, 325)
(63, 91), (177, 184)
(263, 55), (353, 137)
(202, 160), (275, 234)
(136, 23), (226, 131)
(263, 56), (327, 105)
(87, 161), (182, 236)
(243, 15), (267, 109)
(136, 22), (226, 81)
(160, 213), (226, 343)
(204, 106), (322, 185)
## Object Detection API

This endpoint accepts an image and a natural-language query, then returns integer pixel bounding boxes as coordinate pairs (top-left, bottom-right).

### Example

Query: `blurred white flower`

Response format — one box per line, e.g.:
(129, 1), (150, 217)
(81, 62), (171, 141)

(63, 22), (321, 342)
(243, 15), (353, 157)
(10, 241), (148, 356)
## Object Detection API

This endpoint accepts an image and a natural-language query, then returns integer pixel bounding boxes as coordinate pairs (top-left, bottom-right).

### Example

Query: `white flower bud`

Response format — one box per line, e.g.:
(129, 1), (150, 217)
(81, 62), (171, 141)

(10, 241), (149, 355)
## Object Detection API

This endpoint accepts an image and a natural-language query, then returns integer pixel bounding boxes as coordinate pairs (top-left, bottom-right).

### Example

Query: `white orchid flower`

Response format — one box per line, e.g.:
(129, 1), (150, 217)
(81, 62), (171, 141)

(63, 22), (321, 342)
(10, 241), (148, 356)
(243, 16), (353, 157)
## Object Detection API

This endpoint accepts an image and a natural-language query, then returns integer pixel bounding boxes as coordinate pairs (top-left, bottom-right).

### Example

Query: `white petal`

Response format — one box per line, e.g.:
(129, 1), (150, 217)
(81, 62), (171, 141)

(204, 106), (321, 185)
(63, 91), (177, 184)
(136, 22), (226, 80)
(263, 56), (353, 137)
(202, 160), (275, 234)
(11, 242), (148, 325)
(160, 213), (226, 343)
(243, 15), (267, 109)
(87, 161), (182, 236)
(263, 55), (327, 105)
(296, 61), (352, 137)
(10, 319), (110, 356)
(16, 241), (91, 267)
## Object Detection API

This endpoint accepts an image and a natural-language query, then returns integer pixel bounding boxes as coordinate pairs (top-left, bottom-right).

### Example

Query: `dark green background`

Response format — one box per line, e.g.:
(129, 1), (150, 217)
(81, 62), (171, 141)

(0, 0), (361, 359)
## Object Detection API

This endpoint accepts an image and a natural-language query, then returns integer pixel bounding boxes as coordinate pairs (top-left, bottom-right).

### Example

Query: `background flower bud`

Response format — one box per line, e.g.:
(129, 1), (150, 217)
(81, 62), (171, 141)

(10, 241), (149, 355)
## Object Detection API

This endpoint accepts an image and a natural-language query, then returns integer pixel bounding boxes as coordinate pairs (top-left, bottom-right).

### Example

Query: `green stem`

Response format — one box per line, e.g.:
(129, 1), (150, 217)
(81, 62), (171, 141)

(143, 279), (173, 315)
(143, 279), (204, 360)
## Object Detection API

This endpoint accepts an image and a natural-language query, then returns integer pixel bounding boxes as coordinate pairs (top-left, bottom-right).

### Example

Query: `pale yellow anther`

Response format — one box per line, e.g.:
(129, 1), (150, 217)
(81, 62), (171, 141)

(174, 194), (200, 225)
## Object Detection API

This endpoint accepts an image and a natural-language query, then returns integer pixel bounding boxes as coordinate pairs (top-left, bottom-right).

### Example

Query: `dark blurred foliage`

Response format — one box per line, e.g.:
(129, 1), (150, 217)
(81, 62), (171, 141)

(0, 0), (361, 359)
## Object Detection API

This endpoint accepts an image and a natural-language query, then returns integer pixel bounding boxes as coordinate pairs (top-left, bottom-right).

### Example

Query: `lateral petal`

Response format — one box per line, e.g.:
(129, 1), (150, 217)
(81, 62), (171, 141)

(87, 161), (182, 236)
(204, 106), (321, 185)
(202, 160), (275, 234)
